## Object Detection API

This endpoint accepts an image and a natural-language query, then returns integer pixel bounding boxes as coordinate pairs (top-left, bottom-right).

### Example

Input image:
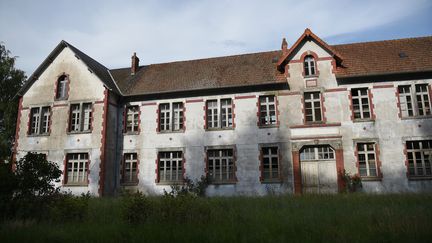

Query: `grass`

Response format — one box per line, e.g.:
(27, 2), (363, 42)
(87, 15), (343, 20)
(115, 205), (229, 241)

(1, 194), (431, 242)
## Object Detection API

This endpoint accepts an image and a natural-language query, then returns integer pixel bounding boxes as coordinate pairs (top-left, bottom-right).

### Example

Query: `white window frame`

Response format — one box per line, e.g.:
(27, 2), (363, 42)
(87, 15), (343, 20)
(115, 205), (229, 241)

(259, 96), (277, 126)
(304, 92), (322, 123)
(207, 148), (235, 183)
(261, 146), (280, 181)
(158, 151), (183, 183)
(351, 88), (371, 120)
(69, 103), (92, 133)
(300, 145), (335, 161)
(29, 106), (50, 135)
(406, 140), (432, 178)
(122, 153), (138, 184)
(159, 102), (184, 132)
(398, 84), (431, 117)
(356, 143), (378, 177)
(66, 153), (88, 185)
(206, 98), (233, 129)
(125, 106), (140, 133)
(56, 75), (68, 100)
(304, 55), (316, 76)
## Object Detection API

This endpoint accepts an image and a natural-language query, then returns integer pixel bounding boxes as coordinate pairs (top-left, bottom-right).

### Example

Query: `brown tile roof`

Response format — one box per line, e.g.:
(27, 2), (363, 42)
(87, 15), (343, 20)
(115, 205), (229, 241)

(333, 36), (432, 78)
(110, 51), (287, 96)
(109, 35), (432, 96)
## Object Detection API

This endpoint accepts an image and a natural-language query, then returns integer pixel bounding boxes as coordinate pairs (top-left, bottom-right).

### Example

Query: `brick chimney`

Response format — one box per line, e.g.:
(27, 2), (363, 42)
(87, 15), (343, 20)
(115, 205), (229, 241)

(131, 52), (140, 75)
(281, 38), (288, 55)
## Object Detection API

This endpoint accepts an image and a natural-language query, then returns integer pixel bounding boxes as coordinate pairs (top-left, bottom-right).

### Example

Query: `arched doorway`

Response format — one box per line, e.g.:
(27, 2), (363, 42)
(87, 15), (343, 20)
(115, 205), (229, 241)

(300, 145), (338, 193)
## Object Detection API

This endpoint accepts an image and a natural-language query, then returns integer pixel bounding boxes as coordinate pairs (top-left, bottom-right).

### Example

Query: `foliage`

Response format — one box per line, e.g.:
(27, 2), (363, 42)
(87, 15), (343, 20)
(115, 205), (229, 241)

(0, 43), (25, 162)
(342, 169), (362, 192)
(163, 175), (209, 197)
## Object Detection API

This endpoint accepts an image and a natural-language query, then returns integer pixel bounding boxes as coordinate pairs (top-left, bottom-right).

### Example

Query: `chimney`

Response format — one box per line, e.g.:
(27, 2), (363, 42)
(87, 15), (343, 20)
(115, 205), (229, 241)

(131, 52), (140, 75)
(281, 38), (288, 55)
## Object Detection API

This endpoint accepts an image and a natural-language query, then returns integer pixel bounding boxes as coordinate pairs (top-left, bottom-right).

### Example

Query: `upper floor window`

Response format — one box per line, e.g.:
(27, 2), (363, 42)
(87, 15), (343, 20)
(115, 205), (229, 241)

(29, 106), (50, 135)
(206, 98), (233, 129)
(304, 92), (322, 123)
(261, 146), (280, 182)
(207, 148), (236, 183)
(351, 88), (372, 120)
(122, 153), (138, 184)
(304, 55), (316, 76)
(157, 151), (183, 184)
(125, 106), (140, 133)
(356, 143), (379, 178)
(65, 153), (89, 185)
(398, 84), (431, 117)
(259, 96), (277, 126)
(158, 102), (184, 132)
(406, 140), (432, 178)
(69, 103), (92, 133)
(56, 75), (69, 100)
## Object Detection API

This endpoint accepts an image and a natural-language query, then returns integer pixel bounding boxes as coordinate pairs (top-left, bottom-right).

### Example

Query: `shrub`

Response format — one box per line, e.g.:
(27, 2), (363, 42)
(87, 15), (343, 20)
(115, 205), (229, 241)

(163, 175), (209, 198)
(121, 191), (152, 224)
(342, 170), (362, 193)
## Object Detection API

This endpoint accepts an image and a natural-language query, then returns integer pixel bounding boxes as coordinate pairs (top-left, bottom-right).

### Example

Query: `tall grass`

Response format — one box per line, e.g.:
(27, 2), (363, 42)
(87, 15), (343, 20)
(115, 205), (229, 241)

(1, 194), (431, 242)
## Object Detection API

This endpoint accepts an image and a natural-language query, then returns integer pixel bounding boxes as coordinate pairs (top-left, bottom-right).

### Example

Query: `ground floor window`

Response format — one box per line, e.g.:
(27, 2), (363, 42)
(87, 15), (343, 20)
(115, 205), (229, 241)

(356, 143), (378, 177)
(122, 153), (138, 184)
(406, 140), (432, 178)
(158, 151), (183, 183)
(261, 146), (280, 182)
(65, 153), (89, 185)
(207, 148), (235, 183)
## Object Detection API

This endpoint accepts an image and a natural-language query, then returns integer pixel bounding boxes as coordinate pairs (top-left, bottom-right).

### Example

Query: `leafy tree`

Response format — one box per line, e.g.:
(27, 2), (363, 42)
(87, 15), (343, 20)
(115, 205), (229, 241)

(0, 43), (26, 162)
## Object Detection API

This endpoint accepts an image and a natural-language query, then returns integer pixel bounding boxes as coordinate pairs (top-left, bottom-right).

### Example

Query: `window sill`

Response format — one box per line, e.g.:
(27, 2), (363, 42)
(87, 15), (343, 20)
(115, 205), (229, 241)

(360, 176), (382, 181)
(290, 123), (341, 128)
(352, 119), (375, 123)
(209, 180), (237, 185)
(304, 75), (319, 79)
(408, 176), (432, 181)
(205, 127), (234, 132)
(124, 132), (140, 135)
(54, 98), (68, 102)
(261, 179), (283, 184)
(63, 183), (89, 187)
(27, 134), (50, 137)
(156, 181), (184, 186)
(157, 130), (185, 134)
(258, 124), (279, 129)
(67, 131), (92, 135)
(401, 115), (432, 121)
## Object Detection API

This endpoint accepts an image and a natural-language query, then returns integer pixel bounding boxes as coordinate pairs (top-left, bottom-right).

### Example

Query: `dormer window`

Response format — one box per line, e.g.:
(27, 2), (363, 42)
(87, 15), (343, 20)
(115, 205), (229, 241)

(304, 55), (316, 76)
(56, 75), (69, 100)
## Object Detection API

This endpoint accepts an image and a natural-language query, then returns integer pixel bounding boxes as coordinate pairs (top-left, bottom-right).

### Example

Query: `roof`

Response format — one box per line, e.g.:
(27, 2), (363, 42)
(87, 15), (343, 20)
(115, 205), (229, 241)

(110, 51), (287, 96)
(333, 36), (432, 78)
(17, 40), (120, 97)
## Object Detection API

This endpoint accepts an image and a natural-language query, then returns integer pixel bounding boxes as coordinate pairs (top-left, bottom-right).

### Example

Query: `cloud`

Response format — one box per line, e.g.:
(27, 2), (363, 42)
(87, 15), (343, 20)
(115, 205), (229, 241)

(0, 0), (431, 76)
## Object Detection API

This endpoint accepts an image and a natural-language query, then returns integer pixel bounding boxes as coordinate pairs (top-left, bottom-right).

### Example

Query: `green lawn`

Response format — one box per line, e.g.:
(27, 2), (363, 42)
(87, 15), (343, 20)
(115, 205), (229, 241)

(1, 194), (431, 242)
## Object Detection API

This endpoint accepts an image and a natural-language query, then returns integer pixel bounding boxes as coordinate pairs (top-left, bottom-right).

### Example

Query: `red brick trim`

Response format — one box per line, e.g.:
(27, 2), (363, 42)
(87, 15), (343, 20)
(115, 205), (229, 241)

(234, 95), (256, 100)
(368, 89), (376, 120)
(94, 100), (104, 104)
(182, 103), (186, 131)
(232, 100), (236, 129)
(291, 135), (342, 140)
(300, 51), (320, 78)
(155, 105), (160, 132)
(142, 102), (157, 106)
(290, 123), (341, 129)
(203, 102), (208, 129)
(98, 89), (109, 196)
(52, 103), (68, 108)
(325, 88), (347, 93)
(335, 149), (345, 192)
(373, 84), (394, 89)
(278, 91), (301, 96)
(292, 151), (301, 194)
(12, 97), (23, 167)
(185, 98), (204, 103)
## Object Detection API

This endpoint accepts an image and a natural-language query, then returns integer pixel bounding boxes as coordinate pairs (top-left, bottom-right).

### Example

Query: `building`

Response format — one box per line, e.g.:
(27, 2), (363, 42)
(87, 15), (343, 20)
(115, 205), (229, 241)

(13, 29), (432, 196)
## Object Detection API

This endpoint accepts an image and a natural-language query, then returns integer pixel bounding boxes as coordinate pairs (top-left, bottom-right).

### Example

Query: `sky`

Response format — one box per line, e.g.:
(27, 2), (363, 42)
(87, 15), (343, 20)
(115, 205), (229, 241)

(0, 0), (431, 76)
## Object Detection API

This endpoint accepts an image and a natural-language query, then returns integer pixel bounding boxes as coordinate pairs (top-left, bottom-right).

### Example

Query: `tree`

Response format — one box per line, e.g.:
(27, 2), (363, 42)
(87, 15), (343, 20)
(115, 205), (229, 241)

(0, 43), (26, 162)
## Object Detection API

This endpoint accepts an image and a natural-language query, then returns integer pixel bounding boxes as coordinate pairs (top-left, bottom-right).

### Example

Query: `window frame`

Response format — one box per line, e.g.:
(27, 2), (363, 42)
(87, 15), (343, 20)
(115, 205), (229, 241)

(260, 145), (281, 183)
(206, 147), (237, 184)
(28, 106), (51, 136)
(121, 153), (139, 185)
(55, 74), (69, 100)
(68, 102), (93, 133)
(355, 142), (381, 179)
(405, 140), (432, 179)
(351, 88), (372, 121)
(124, 105), (140, 134)
(156, 151), (184, 184)
(158, 102), (184, 132)
(205, 98), (234, 130)
(64, 153), (89, 186)
(398, 83), (432, 118)
(303, 91), (323, 123)
(303, 55), (317, 77)
(258, 95), (278, 127)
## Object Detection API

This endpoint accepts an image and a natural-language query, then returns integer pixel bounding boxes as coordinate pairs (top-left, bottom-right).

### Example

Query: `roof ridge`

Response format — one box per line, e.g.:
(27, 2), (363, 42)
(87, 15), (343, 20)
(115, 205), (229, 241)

(331, 35), (432, 47)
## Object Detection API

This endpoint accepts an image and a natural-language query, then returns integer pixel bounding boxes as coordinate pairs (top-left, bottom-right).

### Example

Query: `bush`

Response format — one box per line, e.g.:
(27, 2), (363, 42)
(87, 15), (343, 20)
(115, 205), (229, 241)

(342, 170), (362, 193)
(121, 191), (152, 224)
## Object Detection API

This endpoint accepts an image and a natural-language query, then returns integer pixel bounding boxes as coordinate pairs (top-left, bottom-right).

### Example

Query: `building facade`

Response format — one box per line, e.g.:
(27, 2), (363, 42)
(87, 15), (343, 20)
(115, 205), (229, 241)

(13, 29), (432, 196)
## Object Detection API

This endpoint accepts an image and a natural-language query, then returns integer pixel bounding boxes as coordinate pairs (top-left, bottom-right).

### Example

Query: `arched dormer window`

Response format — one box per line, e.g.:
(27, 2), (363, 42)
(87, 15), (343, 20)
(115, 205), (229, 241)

(56, 75), (69, 100)
(304, 55), (316, 76)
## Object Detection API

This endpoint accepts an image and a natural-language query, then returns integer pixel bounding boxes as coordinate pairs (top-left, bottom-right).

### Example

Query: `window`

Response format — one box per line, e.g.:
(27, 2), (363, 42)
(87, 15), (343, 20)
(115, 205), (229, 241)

(261, 146), (280, 182)
(159, 102), (184, 132)
(122, 153), (138, 184)
(125, 106), (139, 133)
(259, 96), (277, 126)
(304, 92), (322, 122)
(56, 75), (68, 100)
(356, 143), (378, 177)
(158, 151), (183, 183)
(69, 103), (92, 132)
(351, 88), (371, 120)
(65, 153), (89, 185)
(304, 55), (316, 76)
(29, 106), (50, 135)
(206, 98), (233, 129)
(406, 140), (432, 178)
(207, 148), (235, 183)
(300, 145), (334, 161)
(398, 84), (431, 117)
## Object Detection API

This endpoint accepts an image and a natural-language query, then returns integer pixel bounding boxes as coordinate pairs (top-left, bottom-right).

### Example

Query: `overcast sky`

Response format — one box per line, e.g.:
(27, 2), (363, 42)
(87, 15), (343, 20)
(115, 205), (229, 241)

(1, 0), (431, 76)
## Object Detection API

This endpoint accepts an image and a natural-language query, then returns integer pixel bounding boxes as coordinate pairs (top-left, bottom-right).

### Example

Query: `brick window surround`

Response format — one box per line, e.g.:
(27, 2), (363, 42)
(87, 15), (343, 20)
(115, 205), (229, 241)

(155, 151), (184, 184)
(68, 103), (93, 133)
(257, 95), (280, 127)
(204, 98), (235, 130)
(349, 88), (375, 121)
(396, 83), (431, 118)
(157, 102), (185, 132)
(64, 153), (90, 186)
(300, 51), (320, 78)
(303, 91), (324, 123)
(354, 142), (382, 180)
(28, 106), (51, 136)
